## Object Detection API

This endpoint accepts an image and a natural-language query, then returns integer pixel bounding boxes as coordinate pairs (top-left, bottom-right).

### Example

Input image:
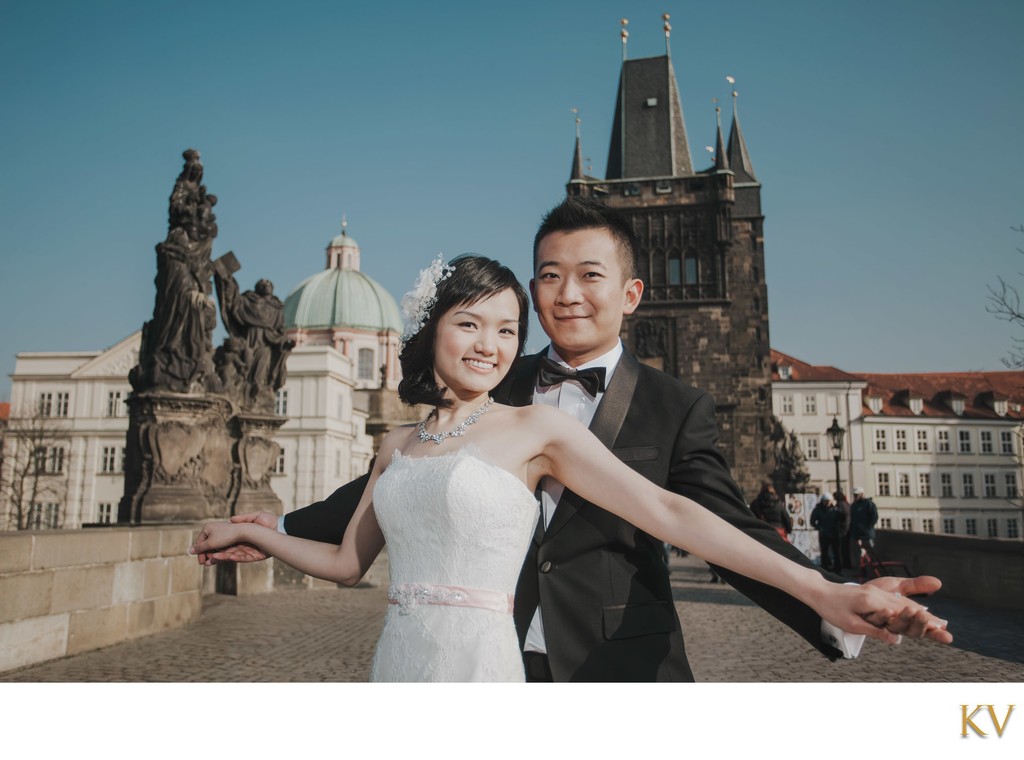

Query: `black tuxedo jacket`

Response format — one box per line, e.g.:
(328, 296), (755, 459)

(282, 349), (844, 681)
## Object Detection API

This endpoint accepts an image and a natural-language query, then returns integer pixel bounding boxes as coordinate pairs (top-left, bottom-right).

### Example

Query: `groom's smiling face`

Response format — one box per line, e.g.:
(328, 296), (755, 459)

(530, 227), (643, 367)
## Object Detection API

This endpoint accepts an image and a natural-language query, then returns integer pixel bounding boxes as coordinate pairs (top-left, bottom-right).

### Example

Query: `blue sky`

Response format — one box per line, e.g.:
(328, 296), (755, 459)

(2, 0), (1023, 400)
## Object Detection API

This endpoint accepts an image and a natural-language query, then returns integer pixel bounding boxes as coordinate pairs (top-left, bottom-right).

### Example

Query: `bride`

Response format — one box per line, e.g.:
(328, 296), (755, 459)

(190, 254), (950, 681)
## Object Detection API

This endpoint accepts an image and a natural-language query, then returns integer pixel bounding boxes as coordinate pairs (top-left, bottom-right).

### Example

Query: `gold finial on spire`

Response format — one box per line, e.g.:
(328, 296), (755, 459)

(585, 156), (593, 175)
(341, 214), (348, 233)
(663, 13), (672, 55)
(726, 75), (739, 115)
(571, 107), (581, 139)
(620, 18), (629, 60)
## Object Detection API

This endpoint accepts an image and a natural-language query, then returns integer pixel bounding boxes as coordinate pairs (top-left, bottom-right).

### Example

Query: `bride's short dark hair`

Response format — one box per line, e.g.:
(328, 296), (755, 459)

(398, 255), (528, 408)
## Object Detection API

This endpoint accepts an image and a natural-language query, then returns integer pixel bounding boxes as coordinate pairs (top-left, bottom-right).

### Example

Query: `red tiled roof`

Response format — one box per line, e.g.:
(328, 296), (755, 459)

(773, 349), (1024, 421)
(771, 349), (862, 383)
(0, 402), (9, 422)
(857, 371), (1024, 420)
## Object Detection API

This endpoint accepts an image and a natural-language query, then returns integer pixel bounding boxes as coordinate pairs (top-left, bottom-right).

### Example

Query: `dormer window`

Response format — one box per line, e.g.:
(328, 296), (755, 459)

(778, 365), (792, 381)
(994, 399), (1008, 416)
(909, 398), (923, 415)
(951, 397), (965, 416)
(867, 396), (883, 415)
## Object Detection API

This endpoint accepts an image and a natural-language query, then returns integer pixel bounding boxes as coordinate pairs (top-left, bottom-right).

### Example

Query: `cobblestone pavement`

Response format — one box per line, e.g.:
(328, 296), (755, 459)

(3, 554), (1021, 682)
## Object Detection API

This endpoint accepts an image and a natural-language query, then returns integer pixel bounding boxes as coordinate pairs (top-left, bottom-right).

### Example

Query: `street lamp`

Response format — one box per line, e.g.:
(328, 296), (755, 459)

(826, 416), (845, 493)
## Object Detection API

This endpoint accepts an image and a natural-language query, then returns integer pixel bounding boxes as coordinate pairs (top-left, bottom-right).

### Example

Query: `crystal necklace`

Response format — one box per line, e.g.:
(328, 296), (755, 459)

(418, 397), (494, 445)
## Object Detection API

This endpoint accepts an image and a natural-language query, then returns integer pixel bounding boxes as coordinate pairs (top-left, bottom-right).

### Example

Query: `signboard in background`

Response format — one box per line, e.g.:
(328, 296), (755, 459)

(785, 493), (821, 564)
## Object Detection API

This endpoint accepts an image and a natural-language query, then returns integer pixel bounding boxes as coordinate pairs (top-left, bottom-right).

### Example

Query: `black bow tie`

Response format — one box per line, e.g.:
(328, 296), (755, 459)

(536, 356), (606, 396)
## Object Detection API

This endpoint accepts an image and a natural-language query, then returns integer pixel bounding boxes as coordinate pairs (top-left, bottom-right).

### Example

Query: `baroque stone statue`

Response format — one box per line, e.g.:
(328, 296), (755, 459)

(213, 252), (295, 412)
(130, 149), (218, 394)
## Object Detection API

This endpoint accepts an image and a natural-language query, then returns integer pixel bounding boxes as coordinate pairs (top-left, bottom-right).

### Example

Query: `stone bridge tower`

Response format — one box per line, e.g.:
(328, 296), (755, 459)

(566, 19), (772, 496)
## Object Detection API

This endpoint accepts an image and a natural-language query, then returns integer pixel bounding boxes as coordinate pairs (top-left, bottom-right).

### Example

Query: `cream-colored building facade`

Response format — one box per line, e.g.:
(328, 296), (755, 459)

(771, 350), (1023, 541)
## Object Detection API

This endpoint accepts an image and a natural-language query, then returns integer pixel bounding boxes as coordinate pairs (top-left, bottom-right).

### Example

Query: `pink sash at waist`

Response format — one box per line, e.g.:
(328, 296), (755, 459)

(387, 583), (514, 616)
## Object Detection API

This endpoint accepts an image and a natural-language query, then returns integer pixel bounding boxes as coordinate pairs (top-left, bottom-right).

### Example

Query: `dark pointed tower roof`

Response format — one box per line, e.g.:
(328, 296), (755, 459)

(569, 111), (584, 182)
(727, 91), (757, 182)
(606, 54), (694, 179)
(714, 105), (730, 173)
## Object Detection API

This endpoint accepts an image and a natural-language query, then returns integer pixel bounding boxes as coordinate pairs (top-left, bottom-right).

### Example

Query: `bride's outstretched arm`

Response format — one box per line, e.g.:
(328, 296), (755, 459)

(190, 433), (397, 586)
(527, 406), (952, 644)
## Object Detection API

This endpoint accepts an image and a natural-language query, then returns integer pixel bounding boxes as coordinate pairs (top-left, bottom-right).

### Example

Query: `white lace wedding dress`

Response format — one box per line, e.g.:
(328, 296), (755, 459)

(369, 447), (539, 682)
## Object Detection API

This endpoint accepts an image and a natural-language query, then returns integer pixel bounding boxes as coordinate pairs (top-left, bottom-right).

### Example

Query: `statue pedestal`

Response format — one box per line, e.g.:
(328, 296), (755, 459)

(119, 392), (235, 523)
(232, 413), (286, 516)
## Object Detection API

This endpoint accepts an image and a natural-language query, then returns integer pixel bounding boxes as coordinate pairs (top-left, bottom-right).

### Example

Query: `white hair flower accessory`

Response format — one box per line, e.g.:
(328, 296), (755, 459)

(400, 253), (455, 344)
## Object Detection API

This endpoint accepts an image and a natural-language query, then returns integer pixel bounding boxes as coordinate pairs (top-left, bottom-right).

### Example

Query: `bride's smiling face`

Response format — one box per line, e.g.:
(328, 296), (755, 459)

(432, 288), (522, 398)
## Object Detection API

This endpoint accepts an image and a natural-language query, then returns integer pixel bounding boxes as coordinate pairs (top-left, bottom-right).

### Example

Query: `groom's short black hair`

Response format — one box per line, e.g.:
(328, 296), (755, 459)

(532, 197), (638, 280)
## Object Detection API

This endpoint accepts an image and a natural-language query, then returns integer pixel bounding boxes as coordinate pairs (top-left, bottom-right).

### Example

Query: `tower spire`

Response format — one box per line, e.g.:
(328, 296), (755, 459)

(726, 77), (757, 182)
(569, 108), (584, 181)
(714, 100), (730, 173)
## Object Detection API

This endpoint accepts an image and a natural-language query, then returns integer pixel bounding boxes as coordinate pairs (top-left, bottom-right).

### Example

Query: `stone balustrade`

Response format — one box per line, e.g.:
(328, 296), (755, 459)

(0, 524), (205, 673)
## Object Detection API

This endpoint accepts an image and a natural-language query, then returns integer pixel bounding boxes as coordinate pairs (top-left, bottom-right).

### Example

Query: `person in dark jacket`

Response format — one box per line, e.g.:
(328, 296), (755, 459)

(811, 492), (848, 573)
(849, 486), (879, 552)
(750, 482), (792, 541)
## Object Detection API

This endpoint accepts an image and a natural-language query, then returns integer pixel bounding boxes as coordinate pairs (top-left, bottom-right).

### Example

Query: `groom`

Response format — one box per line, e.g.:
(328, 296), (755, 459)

(203, 197), (946, 681)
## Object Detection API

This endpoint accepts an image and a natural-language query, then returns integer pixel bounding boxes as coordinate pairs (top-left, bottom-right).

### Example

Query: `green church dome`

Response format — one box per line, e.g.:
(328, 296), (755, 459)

(284, 267), (402, 332)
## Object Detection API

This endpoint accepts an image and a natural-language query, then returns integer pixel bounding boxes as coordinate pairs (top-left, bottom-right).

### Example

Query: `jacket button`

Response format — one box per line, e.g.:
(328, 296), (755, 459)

(539, 561), (553, 574)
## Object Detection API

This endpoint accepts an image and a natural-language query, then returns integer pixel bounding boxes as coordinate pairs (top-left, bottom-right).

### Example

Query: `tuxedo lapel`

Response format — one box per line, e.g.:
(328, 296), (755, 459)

(543, 350), (640, 540)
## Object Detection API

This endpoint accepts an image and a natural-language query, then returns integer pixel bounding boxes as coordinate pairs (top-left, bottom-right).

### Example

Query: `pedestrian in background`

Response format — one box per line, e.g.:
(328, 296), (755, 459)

(750, 482), (792, 541)
(810, 492), (847, 573)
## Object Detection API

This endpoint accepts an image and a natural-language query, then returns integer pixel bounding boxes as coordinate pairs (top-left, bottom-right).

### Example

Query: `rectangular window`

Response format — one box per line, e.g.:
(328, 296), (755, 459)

(987, 519), (998, 538)
(803, 436), (819, 460)
(1000, 430), (1014, 455)
(55, 392), (69, 417)
(922, 518), (934, 533)
(40, 446), (65, 475)
(900, 518), (912, 531)
(895, 429), (908, 452)
(898, 473), (910, 497)
(803, 395), (817, 415)
(275, 389), (288, 416)
(937, 429), (950, 453)
(107, 391), (125, 417)
(1008, 519), (1019, 539)
(880, 518), (892, 529)
(101, 446), (118, 474)
(980, 431), (993, 454)
(97, 503), (113, 524)
(877, 472), (891, 496)
(31, 503), (59, 530)
(940, 473), (953, 497)
(1006, 473), (1018, 499)
(962, 473), (975, 497)
(357, 348), (375, 381)
(965, 518), (977, 536)
(273, 449), (286, 475)
(942, 518), (955, 534)
(39, 392), (52, 417)
(916, 429), (929, 452)
(780, 395), (794, 415)
(874, 429), (888, 452)
(918, 472), (931, 497)
(959, 430), (972, 453)
(983, 474), (997, 498)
